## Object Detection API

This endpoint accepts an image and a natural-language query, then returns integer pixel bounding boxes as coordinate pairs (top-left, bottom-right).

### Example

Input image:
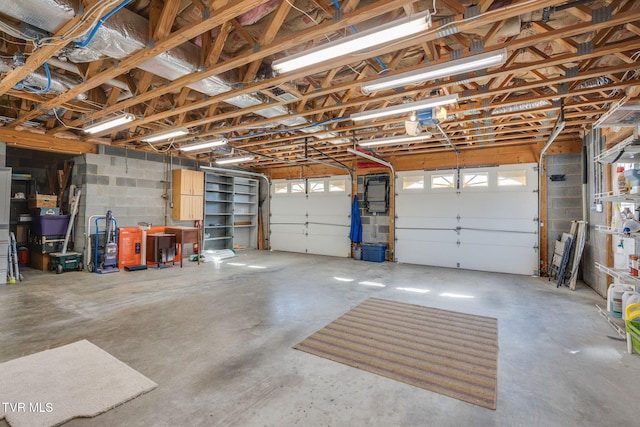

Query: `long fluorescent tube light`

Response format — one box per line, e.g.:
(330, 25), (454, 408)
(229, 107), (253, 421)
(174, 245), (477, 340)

(84, 113), (135, 134)
(271, 12), (431, 74)
(215, 156), (254, 165)
(358, 135), (432, 147)
(351, 94), (458, 122)
(361, 49), (507, 94)
(140, 127), (189, 143)
(179, 139), (228, 152)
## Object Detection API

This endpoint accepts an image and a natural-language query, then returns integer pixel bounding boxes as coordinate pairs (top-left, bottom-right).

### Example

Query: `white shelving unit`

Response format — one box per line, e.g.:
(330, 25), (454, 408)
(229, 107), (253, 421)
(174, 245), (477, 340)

(232, 177), (259, 249)
(203, 173), (234, 251)
(595, 133), (640, 290)
(202, 173), (259, 251)
(595, 135), (639, 164)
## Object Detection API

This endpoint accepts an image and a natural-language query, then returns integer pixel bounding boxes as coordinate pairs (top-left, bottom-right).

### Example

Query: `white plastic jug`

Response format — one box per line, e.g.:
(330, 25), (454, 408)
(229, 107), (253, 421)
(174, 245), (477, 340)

(608, 283), (634, 318)
(623, 291), (640, 320)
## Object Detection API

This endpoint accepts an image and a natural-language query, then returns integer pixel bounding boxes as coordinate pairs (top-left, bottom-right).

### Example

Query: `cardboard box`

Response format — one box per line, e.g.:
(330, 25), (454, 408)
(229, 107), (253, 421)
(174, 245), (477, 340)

(15, 224), (29, 243)
(30, 251), (50, 271)
(28, 194), (57, 209)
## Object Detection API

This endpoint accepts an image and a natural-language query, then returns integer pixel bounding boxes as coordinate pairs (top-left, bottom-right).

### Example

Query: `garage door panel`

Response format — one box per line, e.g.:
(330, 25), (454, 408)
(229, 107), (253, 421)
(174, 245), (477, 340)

(460, 229), (536, 245)
(396, 230), (458, 267)
(459, 241), (537, 275)
(308, 214), (350, 227)
(307, 223), (351, 257)
(464, 193), (536, 218)
(397, 194), (458, 216)
(396, 216), (458, 229)
(270, 224), (307, 253)
(462, 218), (537, 233)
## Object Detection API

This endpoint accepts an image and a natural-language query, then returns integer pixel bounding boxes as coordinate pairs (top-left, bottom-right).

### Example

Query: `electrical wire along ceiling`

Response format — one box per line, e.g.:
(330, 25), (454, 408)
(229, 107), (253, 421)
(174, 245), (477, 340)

(0, 0), (638, 170)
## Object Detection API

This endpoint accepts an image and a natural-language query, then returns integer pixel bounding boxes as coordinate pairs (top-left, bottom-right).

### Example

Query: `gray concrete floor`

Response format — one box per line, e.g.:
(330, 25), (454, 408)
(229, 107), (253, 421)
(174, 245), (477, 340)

(1, 250), (639, 427)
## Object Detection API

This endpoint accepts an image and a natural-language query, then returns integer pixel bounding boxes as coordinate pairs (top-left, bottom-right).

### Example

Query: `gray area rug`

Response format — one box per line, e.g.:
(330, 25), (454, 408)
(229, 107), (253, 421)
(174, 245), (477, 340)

(0, 340), (157, 426)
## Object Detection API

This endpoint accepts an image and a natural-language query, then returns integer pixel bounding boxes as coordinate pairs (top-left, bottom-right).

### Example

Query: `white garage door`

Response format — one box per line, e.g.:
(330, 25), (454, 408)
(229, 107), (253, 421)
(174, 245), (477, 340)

(270, 177), (351, 257)
(396, 164), (538, 275)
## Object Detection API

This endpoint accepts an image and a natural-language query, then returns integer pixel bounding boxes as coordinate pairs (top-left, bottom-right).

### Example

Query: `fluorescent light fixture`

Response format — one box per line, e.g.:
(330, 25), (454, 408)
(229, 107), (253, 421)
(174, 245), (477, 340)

(351, 94), (458, 122)
(140, 127), (189, 143)
(358, 134), (432, 147)
(361, 49), (507, 94)
(179, 138), (228, 152)
(271, 12), (431, 74)
(84, 113), (135, 134)
(215, 155), (254, 165)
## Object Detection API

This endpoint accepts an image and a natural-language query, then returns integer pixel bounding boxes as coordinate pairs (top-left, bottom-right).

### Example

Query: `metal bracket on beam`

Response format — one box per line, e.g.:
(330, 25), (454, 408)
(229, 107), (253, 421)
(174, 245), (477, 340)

(470, 40), (485, 54)
(566, 67), (579, 78)
(464, 5), (481, 19)
(557, 83), (569, 96)
(450, 49), (463, 61)
(202, 7), (210, 20)
(577, 41), (594, 56)
(436, 16), (459, 38)
(334, 9), (342, 22)
(592, 6), (611, 24)
(253, 42), (260, 53)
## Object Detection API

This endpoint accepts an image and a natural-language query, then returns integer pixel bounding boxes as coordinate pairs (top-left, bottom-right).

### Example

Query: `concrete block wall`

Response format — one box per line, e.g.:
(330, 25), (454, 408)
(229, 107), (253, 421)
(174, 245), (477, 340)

(71, 146), (198, 256)
(545, 153), (584, 274)
(357, 173), (390, 251)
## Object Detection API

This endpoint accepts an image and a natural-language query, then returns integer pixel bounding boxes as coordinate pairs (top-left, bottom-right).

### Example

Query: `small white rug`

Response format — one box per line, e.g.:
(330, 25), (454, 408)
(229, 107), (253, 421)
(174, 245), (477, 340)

(0, 340), (157, 427)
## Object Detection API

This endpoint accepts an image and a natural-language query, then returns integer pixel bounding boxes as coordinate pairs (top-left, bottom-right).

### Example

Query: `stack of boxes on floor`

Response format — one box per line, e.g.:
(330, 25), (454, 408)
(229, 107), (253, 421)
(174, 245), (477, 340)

(28, 194), (70, 271)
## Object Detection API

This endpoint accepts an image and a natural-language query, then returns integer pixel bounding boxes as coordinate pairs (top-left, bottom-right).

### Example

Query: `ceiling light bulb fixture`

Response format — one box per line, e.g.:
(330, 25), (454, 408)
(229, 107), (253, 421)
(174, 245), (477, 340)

(84, 113), (135, 134)
(358, 134), (432, 147)
(350, 94), (458, 122)
(179, 138), (228, 152)
(140, 127), (189, 143)
(215, 155), (254, 165)
(361, 49), (507, 94)
(271, 11), (432, 74)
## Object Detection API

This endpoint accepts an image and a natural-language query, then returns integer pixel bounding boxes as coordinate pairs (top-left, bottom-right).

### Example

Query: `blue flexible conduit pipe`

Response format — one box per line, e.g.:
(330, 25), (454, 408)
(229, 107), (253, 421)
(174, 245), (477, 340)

(15, 61), (51, 93)
(75, 0), (133, 48)
(332, 0), (387, 71)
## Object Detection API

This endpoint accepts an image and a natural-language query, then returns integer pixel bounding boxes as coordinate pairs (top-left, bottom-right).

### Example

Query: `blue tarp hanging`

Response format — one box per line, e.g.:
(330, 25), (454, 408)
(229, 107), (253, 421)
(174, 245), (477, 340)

(349, 195), (363, 243)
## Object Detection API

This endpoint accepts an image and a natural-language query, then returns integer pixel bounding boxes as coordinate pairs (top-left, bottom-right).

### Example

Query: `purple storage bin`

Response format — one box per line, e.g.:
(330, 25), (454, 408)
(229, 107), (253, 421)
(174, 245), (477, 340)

(33, 215), (70, 237)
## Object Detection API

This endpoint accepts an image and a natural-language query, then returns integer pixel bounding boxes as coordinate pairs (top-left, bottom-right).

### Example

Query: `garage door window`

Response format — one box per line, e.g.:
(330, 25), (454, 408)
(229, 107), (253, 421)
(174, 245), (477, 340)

(498, 170), (527, 186)
(274, 182), (288, 194)
(290, 181), (305, 193)
(462, 172), (488, 188)
(402, 175), (424, 190)
(431, 174), (455, 189)
(309, 181), (325, 192)
(329, 180), (346, 192)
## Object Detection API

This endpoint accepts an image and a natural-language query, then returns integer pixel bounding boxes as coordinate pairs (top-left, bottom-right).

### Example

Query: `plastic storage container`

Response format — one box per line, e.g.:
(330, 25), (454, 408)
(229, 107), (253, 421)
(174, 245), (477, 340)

(362, 243), (387, 262)
(32, 215), (70, 237)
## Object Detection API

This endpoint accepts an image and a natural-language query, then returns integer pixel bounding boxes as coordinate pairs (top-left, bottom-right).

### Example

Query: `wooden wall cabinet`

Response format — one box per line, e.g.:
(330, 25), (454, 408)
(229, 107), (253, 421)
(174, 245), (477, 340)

(172, 169), (204, 221)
